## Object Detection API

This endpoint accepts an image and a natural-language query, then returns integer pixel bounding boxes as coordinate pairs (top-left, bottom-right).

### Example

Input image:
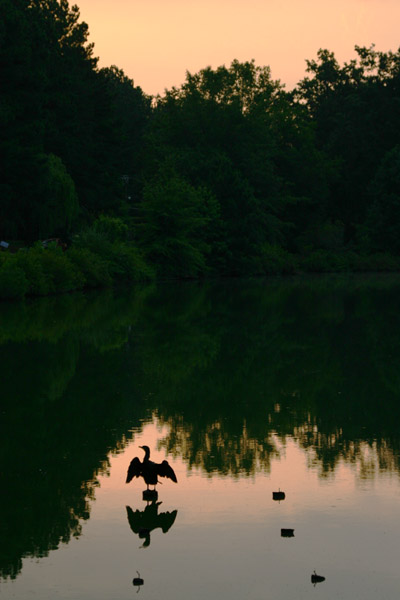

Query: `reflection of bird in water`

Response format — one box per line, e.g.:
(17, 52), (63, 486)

(126, 501), (178, 547)
(126, 445), (177, 490)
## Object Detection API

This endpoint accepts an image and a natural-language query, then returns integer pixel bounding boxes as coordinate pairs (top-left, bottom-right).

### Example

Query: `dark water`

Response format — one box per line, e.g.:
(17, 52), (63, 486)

(1, 275), (400, 599)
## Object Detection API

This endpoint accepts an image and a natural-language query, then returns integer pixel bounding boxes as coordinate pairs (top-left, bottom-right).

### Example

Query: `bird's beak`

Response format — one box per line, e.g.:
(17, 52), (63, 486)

(139, 445), (143, 449)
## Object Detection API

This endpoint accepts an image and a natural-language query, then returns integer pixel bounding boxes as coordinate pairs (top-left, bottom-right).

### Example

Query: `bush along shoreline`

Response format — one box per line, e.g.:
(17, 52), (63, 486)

(1, 232), (400, 301)
(0, 217), (155, 300)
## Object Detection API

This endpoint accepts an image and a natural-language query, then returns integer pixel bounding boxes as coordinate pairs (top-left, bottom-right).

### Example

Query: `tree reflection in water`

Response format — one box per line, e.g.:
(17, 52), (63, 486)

(2, 275), (400, 579)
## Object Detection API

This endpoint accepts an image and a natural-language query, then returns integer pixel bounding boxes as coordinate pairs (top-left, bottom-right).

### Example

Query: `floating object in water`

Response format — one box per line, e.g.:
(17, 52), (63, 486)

(273, 489), (285, 501)
(143, 489), (158, 501)
(126, 445), (178, 491)
(133, 571), (144, 589)
(281, 528), (295, 537)
(311, 571), (325, 585)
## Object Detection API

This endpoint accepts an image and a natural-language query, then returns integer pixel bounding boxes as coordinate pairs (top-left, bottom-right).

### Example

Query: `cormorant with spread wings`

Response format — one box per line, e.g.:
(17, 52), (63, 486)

(126, 445), (178, 490)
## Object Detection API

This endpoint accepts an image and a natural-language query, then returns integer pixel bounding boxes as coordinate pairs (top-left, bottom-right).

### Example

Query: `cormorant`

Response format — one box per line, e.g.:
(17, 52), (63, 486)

(126, 445), (178, 490)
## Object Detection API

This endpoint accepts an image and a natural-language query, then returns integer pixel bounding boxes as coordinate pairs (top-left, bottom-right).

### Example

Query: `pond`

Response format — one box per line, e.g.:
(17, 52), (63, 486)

(1, 275), (400, 599)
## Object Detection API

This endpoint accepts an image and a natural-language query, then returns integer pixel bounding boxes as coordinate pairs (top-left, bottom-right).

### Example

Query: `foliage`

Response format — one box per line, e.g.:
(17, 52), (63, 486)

(366, 146), (400, 254)
(145, 59), (336, 274)
(0, 259), (29, 299)
(295, 45), (400, 243)
(73, 220), (155, 282)
(139, 169), (218, 277)
(92, 215), (129, 242)
(257, 243), (297, 274)
(108, 243), (155, 282)
(298, 250), (400, 273)
(298, 250), (349, 272)
(39, 246), (85, 293)
(14, 248), (49, 295)
(66, 247), (112, 288)
(0, 230), (155, 300)
(0, 0), (149, 240)
(33, 153), (79, 239)
(2, 0), (400, 291)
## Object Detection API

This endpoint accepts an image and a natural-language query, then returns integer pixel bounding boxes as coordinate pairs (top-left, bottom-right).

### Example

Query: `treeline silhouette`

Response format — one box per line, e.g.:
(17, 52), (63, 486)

(2, 1), (400, 298)
(2, 276), (400, 578)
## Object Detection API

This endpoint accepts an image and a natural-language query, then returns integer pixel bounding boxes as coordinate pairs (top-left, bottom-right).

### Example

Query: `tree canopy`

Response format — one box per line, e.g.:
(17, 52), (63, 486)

(2, 1), (400, 280)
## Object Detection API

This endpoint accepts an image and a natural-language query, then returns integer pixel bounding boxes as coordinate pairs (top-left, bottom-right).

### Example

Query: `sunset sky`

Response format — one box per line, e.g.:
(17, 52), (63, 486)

(76, 0), (400, 95)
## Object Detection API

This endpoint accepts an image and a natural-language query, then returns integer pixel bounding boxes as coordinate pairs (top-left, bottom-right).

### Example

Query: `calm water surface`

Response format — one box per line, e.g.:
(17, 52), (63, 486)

(1, 275), (400, 599)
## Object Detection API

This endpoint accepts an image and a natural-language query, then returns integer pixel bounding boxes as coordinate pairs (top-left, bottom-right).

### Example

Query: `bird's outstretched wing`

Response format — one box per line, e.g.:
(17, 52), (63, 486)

(158, 509), (178, 533)
(157, 460), (178, 483)
(126, 506), (142, 533)
(126, 457), (142, 483)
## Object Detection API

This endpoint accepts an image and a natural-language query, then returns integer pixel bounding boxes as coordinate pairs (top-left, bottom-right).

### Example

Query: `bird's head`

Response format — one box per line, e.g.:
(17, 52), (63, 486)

(139, 445), (151, 460)
(139, 445), (151, 459)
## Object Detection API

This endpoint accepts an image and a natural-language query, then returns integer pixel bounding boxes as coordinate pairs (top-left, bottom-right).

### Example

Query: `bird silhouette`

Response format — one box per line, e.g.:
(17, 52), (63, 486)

(126, 445), (178, 490)
(126, 502), (178, 547)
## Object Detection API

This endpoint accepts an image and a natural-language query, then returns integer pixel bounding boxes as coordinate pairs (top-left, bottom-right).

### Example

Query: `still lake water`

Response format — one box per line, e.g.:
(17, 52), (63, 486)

(1, 275), (400, 599)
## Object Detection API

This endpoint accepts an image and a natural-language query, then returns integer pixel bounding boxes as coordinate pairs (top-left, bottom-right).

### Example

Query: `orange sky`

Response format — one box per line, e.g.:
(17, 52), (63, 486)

(76, 0), (400, 95)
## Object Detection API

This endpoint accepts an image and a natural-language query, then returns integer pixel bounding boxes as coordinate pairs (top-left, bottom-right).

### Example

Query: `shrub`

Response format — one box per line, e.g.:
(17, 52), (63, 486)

(39, 248), (85, 293)
(367, 253), (400, 271)
(72, 229), (154, 283)
(92, 215), (129, 242)
(0, 260), (29, 299)
(66, 247), (112, 288)
(108, 243), (155, 282)
(14, 249), (49, 295)
(72, 228), (113, 258)
(299, 250), (336, 272)
(258, 244), (296, 275)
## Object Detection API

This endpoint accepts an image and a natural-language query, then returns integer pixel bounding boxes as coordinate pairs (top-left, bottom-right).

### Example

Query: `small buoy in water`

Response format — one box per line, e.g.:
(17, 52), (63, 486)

(311, 571), (325, 585)
(143, 489), (158, 501)
(281, 528), (295, 537)
(133, 571), (144, 587)
(273, 490), (285, 501)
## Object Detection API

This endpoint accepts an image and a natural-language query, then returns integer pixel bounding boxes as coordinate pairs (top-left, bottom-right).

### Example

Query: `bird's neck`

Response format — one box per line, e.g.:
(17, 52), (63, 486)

(142, 447), (150, 461)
